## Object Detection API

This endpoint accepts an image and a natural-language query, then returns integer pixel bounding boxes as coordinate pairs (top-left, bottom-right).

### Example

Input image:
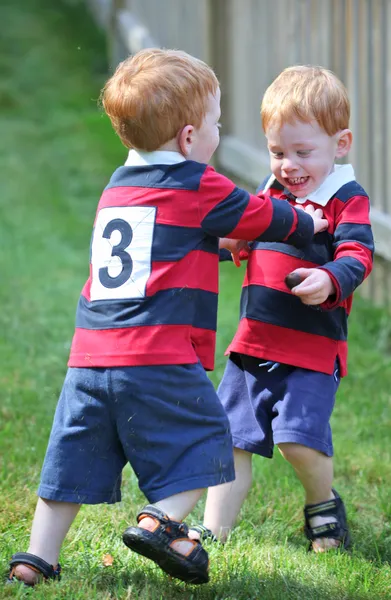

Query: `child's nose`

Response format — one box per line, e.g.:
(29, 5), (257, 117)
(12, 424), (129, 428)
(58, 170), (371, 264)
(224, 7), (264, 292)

(281, 158), (298, 173)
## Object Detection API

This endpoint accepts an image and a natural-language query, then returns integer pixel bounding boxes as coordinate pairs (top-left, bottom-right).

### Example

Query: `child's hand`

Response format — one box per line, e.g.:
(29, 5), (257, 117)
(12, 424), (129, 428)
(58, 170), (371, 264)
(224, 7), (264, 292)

(296, 204), (329, 234)
(219, 238), (249, 267)
(288, 268), (336, 305)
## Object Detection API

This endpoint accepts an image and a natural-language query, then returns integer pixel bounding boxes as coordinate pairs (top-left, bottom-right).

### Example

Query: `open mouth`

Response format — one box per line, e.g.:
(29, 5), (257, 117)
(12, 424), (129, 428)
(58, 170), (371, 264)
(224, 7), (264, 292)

(286, 176), (309, 186)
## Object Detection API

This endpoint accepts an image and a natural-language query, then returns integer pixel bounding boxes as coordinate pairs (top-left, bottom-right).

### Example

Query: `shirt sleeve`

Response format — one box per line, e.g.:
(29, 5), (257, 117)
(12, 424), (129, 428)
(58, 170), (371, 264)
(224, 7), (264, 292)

(198, 166), (314, 247)
(319, 191), (374, 309)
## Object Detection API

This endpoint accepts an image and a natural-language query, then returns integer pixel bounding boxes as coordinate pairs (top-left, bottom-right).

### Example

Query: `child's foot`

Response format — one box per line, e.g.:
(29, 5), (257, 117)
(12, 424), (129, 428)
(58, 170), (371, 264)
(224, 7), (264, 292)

(7, 553), (61, 586)
(304, 489), (351, 552)
(123, 505), (209, 584)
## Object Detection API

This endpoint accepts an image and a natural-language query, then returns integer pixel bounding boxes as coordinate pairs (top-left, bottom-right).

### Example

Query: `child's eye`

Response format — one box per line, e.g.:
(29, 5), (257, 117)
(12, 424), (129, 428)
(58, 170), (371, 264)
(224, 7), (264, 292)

(297, 150), (311, 157)
(272, 152), (283, 159)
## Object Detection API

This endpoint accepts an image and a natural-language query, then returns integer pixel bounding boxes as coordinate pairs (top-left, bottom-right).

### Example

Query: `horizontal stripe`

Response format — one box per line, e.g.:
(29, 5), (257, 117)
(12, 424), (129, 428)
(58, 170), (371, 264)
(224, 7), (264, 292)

(240, 285), (347, 340)
(106, 162), (206, 191)
(333, 223), (374, 252)
(201, 186), (250, 237)
(152, 224), (218, 261)
(228, 194), (273, 240)
(244, 250), (318, 291)
(255, 197), (294, 241)
(321, 256), (367, 299)
(219, 248), (233, 262)
(251, 232), (334, 265)
(68, 324), (216, 370)
(284, 205), (315, 248)
(98, 187), (202, 228)
(76, 287), (218, 331)
(147, 251), (219, 295)
(227, 318), (348, 376)
(334, 181), (368, 203)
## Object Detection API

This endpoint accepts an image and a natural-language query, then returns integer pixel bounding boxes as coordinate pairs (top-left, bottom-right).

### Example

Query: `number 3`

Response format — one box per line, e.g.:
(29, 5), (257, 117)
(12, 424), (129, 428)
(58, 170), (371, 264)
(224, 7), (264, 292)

(90, 206), (156, 301)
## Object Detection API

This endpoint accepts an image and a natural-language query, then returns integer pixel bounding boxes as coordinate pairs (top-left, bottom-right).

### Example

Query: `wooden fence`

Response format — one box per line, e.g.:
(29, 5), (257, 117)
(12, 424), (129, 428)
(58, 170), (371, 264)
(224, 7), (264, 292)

(87, 0), (391, 306)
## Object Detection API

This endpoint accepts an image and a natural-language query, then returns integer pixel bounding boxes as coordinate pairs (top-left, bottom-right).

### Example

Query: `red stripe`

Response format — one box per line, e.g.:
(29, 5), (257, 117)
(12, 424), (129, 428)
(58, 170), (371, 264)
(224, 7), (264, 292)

(334, 196), (371, 224)
(198, 167), (237, 220)
(68, 325), (215, 370)
(98, 187), (202, 227)
(283, 206), (298, 240)
(244, 250), (318, 292)
(227, 318), (348, 376)
(228, 194), (273, 239)
(334, 242), (373, 277)
(147, 250), (219, 295)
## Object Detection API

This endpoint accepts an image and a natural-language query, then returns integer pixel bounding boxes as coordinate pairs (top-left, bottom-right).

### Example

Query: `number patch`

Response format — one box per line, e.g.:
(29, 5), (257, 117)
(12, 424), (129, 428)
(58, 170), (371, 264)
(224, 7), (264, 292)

(90, 206), (156, 301)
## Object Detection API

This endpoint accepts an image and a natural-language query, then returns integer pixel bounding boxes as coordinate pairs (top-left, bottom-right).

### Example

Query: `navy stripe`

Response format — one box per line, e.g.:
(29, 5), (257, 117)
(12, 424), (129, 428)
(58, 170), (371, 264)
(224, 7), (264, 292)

(76, 288), (218, 331)
(252, 231), (334, 265)
(334, 181), (368, 203)
(284, 205), (315, 248)
(106, 161), (207, 191)
(333, 223), (374, 254)
(321, 256), (367, 299)
(152, 224), (218, 261)
(254, 197), (294, 242)
(240, 285), (347, 340)
(201, 187), (250, 237)
(219, 248), (233, 262)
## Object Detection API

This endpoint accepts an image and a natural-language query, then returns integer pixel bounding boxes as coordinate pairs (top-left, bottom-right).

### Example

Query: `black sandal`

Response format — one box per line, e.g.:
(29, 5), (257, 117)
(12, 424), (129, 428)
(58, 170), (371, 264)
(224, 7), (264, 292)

(304, 488), (351, 551)
(7, 552), (61, 586)
(189, 524), (218, 543)
(122, 505), (209, 584)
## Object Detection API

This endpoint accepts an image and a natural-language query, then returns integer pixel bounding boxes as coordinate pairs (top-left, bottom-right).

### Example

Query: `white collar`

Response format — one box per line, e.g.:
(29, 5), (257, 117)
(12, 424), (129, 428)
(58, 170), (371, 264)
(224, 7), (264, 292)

(125, 149), (186, 167)
(262, 164), (356, 207)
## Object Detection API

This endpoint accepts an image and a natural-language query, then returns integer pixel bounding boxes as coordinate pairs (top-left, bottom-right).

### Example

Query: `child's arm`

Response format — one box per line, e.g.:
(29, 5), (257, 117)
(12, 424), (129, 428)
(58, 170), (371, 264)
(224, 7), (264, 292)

(288, 186), (374, 308)
(198, 166), (328, 246)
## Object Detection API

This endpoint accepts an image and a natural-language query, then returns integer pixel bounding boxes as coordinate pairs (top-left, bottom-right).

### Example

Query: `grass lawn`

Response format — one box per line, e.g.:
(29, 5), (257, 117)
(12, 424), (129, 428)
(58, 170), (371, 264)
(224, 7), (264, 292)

(1, 0), (391, 598)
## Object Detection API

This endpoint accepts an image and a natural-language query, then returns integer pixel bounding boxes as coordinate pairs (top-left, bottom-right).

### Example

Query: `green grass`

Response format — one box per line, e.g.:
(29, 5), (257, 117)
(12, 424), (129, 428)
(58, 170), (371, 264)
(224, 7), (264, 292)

(1, 0), (391, 598)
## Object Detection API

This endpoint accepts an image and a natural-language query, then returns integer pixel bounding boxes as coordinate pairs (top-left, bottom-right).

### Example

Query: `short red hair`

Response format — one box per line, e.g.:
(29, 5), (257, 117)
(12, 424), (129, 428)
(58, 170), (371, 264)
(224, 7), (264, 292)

(261, 65), (350, 136)
(101, 48), (219, 151)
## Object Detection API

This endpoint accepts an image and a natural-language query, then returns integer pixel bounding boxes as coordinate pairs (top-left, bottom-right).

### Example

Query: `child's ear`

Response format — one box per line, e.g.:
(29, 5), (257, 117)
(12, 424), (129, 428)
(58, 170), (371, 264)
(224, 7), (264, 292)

(178, 125), (195, 158)
(335, 129), (352, 158)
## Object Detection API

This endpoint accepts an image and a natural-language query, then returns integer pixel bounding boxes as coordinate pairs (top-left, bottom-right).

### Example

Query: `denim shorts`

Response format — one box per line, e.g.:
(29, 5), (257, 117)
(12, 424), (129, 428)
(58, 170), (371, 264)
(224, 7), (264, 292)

(217, 353), (340, 458)
(38, 363), (235, 504)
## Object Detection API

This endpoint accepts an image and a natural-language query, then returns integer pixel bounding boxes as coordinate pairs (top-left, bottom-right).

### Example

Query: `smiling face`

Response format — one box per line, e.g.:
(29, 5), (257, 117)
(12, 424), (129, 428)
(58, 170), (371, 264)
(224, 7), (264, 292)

(266, 119), (345, 197)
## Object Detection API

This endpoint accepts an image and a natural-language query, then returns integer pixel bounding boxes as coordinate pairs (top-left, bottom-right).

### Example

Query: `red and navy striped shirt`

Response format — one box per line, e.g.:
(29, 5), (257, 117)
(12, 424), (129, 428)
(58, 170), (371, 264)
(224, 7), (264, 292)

(227, 166), (374, 376)
(68, 155), (314, 371)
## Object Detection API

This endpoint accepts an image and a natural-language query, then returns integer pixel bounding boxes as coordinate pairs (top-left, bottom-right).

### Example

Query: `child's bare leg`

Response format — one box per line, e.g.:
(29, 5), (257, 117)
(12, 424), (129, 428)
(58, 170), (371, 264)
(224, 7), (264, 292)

(14, 498), (80, 584)
(278, 443), (339, 552)
(190, 448), (253, 542)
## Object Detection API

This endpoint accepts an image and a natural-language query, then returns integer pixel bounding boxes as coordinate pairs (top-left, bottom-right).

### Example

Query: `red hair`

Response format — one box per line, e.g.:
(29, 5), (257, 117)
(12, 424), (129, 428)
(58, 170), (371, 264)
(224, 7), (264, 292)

(101, 48), (219, 150)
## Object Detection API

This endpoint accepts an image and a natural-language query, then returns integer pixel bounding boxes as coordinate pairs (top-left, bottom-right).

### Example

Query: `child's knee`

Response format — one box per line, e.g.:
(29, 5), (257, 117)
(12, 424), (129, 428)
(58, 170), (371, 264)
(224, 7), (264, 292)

(277, 442), (321, 468)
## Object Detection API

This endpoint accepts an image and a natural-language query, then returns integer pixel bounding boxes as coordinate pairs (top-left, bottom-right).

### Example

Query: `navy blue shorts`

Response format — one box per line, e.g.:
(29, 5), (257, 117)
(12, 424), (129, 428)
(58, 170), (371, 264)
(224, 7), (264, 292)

(38, 363), (234, 504)
(217, 353), (340, 458)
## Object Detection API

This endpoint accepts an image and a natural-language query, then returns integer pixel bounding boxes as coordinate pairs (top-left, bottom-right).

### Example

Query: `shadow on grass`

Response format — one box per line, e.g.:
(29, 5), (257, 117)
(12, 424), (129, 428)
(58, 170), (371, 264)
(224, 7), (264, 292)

(90, 566), (372, 600)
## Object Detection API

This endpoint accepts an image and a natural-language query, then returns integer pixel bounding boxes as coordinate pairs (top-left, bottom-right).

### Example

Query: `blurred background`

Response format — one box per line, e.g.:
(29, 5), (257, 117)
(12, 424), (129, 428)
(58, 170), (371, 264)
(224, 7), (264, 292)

(88, 0), (391, 307)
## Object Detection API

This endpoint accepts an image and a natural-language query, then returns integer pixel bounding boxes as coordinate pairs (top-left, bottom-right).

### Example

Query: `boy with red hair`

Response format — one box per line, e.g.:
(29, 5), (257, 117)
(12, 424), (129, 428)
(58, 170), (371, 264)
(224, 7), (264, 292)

(8, 52), (326, 586)
(192, 65), (374, 553)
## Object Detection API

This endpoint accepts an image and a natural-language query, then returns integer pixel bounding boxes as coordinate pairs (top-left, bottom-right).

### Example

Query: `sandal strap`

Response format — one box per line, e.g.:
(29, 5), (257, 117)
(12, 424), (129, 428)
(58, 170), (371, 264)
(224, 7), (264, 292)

(304, 489), (349, 543)
(190, 524), (217, 542)
(137, 505), (190, 539)
(9, 552), (61, 580)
